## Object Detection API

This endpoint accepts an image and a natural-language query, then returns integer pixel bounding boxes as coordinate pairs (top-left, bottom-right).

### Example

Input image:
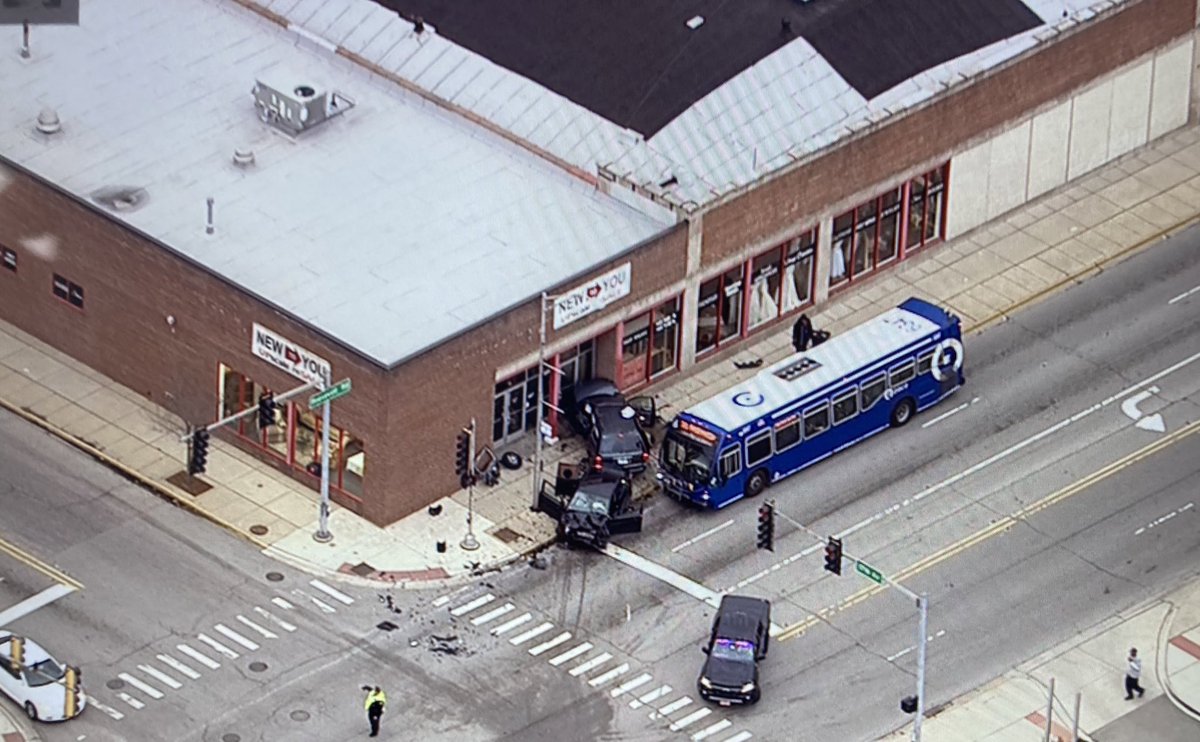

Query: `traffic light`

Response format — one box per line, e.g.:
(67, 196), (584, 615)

(189, 428), (210, 475)
(454, 429), (471, 479)
(824, 536), (842, 575)
(258, 391), (276, 428)
(900, 695), (918, 714)
(756, 501), (775, 551)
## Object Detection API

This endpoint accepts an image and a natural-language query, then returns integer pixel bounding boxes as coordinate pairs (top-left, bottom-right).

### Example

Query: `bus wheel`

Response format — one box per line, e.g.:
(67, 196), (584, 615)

(745, 470), (769, 498)
(890, 398), (916, 427)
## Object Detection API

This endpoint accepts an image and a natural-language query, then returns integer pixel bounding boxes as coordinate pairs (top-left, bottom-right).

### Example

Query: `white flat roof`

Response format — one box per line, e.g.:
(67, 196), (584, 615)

(0, 0), (670, 366)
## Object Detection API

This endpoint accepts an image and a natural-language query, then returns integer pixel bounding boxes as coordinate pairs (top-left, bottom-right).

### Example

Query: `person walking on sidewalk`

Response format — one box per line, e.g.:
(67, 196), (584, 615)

(792, 314), (813, 353)
(1124, 647), (1146, 699)
(363, 685), (387, 736)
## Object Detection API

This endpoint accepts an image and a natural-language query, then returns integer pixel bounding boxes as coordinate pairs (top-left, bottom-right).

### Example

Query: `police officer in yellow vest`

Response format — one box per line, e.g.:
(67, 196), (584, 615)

(363, 685), (386, 737)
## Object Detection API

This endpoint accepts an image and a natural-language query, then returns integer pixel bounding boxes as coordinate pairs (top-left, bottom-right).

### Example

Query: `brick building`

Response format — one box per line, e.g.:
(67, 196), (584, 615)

(0, 0), (1194, 525)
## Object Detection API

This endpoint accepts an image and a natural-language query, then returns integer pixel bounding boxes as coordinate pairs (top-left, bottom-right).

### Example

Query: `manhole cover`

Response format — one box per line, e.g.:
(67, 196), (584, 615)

(166, 470), (213, 496)
(491, 527), (521, 544)
(249, 524), (269, 536)
(350, 562), (375, 576)
(222, 735), (241, 742)
(248, 661), (268, 673)
(289, 710), (311, 722)
(266, 572), (284, 582)
(105, 678), (125, 690)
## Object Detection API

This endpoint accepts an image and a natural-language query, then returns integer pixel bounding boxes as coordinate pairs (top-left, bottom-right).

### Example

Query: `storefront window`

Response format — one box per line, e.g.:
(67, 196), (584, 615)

(853, 199), (878, 277)
(619, 312), (651, 388)
(878, 188), (902, 264)
(907, 176), (926, 250)
(219, 364), (252, 421)
(340, 436), (365, 497)
(492, 366), (549, 444)
(720, 266), (744, 342)
(747, 250), (781, 330)
(695, 277), (721, 355)
(925, 167), (946, 243)
(830, 213), (853, 285)
(782, 235), (815, 313)
(907, 165), (948, 251)
(650, 298), (680, 377)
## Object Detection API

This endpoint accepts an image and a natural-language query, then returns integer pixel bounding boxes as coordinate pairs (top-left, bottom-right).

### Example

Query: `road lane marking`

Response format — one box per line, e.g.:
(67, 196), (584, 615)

(569, 652), (612, 677)
(177, 644), (221, 669)
(118, 672), (163, 699)
(1168, 285), (1200, 304)
(309, 579), (353, 605)
(215, 623), (260, 651)
(888, 629), (947, 662)
(156, 654), (200, 679)
(548, 642), (593, 667)
(509, 622), (553, 645)
(0, 537), (83, 590)
(776, 419), (1200, 641)
(671, 520), (735, 553)
(87, 696), (125, 720)
(653, 696), (692, 719)
(116, 691), (145, 709)
(603, 543), (722, 608)
(588, 663), (629, 687)
(528, 632), (571, 656)
(1134, 502), (1194, 535)
(630, 684), (672, 709)
(490, 613), (532, 635)
(921, 398), (978, 428)
(611, 673), (653, 697)
(0, 583), (77, 627)
(471, 603), (515, 625)
(237, 615), (279, 639)
(669, 707), (711, 731)
(138, 664), (182, 689)
(691, 719), (732, 740)
(450, 593), (495, 616)
(197, 633), (239, 659)
(254, 606), (297, 632)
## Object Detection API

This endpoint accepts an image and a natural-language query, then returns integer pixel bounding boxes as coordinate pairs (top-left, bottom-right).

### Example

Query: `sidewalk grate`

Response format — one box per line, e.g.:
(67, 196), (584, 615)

(166, 471), (212, 496)
(491, 527), (522, 544)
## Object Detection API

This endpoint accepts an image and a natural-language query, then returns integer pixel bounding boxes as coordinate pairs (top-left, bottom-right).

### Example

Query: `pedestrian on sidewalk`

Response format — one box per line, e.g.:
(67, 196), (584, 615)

(1124, 647), (1145, 700)
(363, 685), (387, 736)
(792, 313), (813, 353)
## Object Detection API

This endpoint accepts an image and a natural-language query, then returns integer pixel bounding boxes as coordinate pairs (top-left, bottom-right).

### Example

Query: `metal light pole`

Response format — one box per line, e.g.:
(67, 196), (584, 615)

(531, 291), (549, 510)
(913, 594), (928, 742)
(461, 418), (480, 551)
(313, 395), (333, 542)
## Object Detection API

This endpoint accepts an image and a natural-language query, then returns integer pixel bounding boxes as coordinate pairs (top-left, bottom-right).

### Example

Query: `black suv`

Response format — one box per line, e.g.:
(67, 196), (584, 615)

(560, 378), (656, 477)
(697, 595), (771, 705)
(536, 469), (643, 549)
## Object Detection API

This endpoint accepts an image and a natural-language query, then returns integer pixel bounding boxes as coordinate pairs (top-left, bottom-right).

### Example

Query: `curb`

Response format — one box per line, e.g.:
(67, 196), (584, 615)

(1159, 587), (1200, 722)
(0, 703), (42, 742)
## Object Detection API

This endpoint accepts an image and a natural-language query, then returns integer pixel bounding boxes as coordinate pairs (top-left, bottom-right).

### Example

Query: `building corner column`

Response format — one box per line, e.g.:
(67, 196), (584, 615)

(812, 216), (833, 307)
(678, 213), (704, 371)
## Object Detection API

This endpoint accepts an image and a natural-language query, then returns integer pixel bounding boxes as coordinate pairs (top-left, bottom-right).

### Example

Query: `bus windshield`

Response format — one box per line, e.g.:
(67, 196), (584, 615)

(662, 431), (715, 484)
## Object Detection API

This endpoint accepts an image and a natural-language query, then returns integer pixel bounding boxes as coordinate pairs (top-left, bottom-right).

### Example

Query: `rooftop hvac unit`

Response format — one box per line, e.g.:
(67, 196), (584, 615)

(252, 73), (355, 136)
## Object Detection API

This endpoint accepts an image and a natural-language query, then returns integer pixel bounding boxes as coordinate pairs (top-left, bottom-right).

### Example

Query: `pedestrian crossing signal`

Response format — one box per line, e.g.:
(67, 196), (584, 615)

(824, 536), (842, 575)
(189, 428), (210, 475)
(756, 501), (775, 551)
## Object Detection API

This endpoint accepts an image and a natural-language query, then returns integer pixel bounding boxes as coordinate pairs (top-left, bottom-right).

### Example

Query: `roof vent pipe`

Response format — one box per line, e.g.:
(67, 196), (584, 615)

(233, 147), (255, 167)
(35, 108), (61, 135)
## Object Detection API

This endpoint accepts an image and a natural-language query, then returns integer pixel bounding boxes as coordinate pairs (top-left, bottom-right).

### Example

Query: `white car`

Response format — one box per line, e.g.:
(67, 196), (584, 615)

(0, 631), (86, 722)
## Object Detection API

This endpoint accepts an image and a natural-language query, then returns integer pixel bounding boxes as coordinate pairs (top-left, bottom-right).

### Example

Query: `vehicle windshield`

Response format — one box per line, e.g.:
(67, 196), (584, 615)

(25, 658), (66, 687)
(710, 638), (756, 662)
(662, 431), (715, 483)
(568, 488), (611, 516)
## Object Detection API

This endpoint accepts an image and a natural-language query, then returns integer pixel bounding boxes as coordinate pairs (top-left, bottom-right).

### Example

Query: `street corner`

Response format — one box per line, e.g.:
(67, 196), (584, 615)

(1164, 628), (1200, 708)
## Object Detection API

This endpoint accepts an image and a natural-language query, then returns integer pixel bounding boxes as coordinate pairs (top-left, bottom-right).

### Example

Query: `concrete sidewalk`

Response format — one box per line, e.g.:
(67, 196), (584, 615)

(0, 703), (39, 742)
(2, 121), (1200, 738)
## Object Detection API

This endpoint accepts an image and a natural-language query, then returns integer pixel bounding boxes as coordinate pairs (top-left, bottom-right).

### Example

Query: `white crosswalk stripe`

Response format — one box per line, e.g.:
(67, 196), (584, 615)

(177, 644), (221, 669)
(237, 614), (279, 639)
(215, 623), (260, 651)
(156, 653), (200, 679)
(528, 632), (571, 656)
(630, 685), (672, 709)
(310, 596), (336, 613)
(116, 691), (145, 709)
(138, 664), (182, 690)
(509, 622), (554, 645)
(548, 642), (592, 667)
(431, 595), (452, 607)
(450, 593), (495, 616)
(490, 613), (532, 635)
(118, 672), (164, 700)
(270, 596), (295, 611)
(568, 652), (612, 677)
(610, 673), (653, 698)
(198, 633), (239, 659)
(587, 663), (629, 687)
(721, 732), (752, 742)
(309, 579), (354, 605)
(690, 719), (733, 740)
(669, 707), (711, 731)
(254, 605), (297, 632)
(87, 696), (125, 720)
(471, 603), (515, 625)
(653, 696), (692, 719)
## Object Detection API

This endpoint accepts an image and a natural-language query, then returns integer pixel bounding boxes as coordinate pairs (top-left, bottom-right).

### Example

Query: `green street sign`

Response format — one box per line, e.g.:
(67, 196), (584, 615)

(855, 560), (884, 584)
(309, 378), (352, 409)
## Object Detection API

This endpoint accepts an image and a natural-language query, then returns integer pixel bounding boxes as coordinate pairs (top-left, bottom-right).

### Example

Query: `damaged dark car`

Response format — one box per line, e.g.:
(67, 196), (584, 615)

(536, 469), (643, 549)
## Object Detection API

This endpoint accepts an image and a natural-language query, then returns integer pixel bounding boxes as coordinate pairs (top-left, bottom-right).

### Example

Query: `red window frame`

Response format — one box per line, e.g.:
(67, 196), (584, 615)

(620, 295), (681, 392)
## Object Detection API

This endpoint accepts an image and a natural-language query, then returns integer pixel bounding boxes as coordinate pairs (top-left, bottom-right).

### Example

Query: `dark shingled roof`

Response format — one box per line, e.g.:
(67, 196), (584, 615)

(376, 1), (1044, 137)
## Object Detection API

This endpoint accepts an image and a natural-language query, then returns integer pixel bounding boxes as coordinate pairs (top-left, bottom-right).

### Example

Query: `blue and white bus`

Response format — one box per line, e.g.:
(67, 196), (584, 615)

(657, 297), (964, 509)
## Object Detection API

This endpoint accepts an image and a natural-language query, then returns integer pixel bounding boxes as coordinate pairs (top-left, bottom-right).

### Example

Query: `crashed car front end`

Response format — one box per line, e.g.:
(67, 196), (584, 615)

(560, 509), (610, 548)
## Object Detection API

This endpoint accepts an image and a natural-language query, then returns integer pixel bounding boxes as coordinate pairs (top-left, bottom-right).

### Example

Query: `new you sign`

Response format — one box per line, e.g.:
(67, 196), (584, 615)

(251, 323), (332, 388)
(553, 262), (632, 330)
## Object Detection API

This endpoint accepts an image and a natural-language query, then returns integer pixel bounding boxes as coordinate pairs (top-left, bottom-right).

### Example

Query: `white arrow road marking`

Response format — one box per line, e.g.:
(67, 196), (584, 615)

(236, 615), (279, 639)
(630, 685), (672, 709)
(611, 673), (653, 697)
(528, 632), (571, 656)
(254, 606), (297, 632)
(138, 664), (182, 689)
(156, 654), (200, 679)
(118, 672), (163, 699)
(548, 642), (593, 667)
(177, 644), (221, 669)
(691, 719), (733, 740)
(1135, 502), (1195, 535)
(450, 594), (495, 616)
(116, 691), (145, 709)
(588, 663), (629, 687)
(215, 623), (260, 651)
(197, 633), (239, 659)
(1121, 387), (1165, 433)
(568, 652), (612, 677)
(309, 579), (354, 605)
(490, 613), (532, 635)
(509, 622), (553, 645)
(471, 603), (514, 625)
(669, 707), (712, 731)
(1137, 413), (1166, 433)
(87, 696), (125, 719)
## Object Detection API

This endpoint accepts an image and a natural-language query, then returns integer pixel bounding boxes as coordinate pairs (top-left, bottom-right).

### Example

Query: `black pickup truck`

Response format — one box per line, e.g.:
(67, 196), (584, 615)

(536, 468), (643, 549)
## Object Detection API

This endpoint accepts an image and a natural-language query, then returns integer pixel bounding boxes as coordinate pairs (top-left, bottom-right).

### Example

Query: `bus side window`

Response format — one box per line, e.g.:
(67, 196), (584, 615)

(860, 373), (886, 412)
(832, 388), (858, 425)
(803, 403), (829, 438)
(719, 447), (742, 480)
(917, 351), (935, 376)
(774, 417), (801, 451)
(889, 359), (916, 387)
(746, 429), (772, 467)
